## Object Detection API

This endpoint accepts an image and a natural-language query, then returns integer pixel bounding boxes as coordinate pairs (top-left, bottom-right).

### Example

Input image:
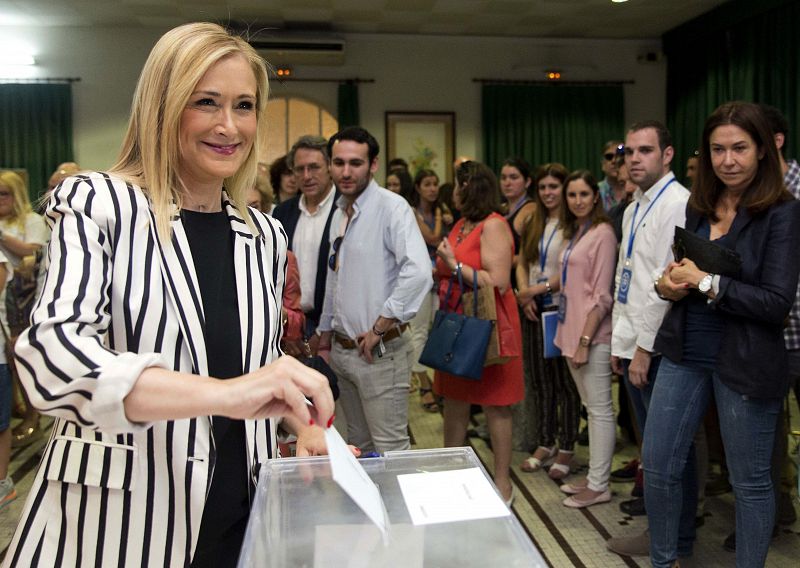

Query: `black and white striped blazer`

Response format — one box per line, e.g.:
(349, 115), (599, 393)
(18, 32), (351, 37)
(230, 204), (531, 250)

(5, 172), (287, 567)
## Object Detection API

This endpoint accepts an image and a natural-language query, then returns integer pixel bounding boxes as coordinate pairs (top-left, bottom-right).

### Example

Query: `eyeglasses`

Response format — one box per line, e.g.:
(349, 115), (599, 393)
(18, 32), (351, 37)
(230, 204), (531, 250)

(603, 153), (616, 161)
(292, 163), (323, 176)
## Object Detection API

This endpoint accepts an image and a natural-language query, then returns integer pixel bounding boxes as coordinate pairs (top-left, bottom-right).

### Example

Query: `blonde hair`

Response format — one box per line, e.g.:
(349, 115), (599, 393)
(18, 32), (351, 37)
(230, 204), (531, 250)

(0, 170), (34, 228)
(110, 22), (269, 239)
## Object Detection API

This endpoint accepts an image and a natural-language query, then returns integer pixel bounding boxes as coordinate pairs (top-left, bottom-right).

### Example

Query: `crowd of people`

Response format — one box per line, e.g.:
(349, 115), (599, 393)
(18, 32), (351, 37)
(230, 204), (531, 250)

(0, 21), (798, 568)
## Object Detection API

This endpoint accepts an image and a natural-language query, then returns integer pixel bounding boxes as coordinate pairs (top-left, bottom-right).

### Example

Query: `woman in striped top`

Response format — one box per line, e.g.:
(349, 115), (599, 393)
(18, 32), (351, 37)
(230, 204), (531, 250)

(5, 23), (334, 568)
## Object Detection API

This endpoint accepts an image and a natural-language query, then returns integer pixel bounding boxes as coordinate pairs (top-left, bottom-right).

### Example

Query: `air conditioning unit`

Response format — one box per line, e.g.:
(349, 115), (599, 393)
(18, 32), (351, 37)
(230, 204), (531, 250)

(251, 35), (346, 66)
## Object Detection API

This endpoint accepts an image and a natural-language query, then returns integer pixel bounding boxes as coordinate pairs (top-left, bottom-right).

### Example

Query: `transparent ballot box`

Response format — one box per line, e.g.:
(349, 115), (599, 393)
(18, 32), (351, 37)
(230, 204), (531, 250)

(238, 447), (546, 567)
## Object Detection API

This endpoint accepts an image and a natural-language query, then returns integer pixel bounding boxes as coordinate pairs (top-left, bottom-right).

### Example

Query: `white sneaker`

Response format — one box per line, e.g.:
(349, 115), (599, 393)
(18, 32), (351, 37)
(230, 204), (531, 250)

(0, 477), (17, 511)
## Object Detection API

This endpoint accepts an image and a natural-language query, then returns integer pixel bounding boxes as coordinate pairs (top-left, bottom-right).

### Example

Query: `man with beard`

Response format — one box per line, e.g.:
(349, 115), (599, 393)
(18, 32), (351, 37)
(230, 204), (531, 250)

(316, 126), (431, 452)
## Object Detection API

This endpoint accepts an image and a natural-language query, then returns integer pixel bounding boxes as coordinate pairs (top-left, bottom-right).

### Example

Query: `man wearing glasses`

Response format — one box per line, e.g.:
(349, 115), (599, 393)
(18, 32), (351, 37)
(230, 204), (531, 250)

(316, 126), (431, 453)
(599, 140), (625, 212)
(273, 136), (339, 347)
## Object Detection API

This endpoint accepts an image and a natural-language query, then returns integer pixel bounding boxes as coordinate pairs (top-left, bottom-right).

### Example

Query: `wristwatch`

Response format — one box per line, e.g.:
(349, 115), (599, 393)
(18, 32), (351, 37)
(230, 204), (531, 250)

(698, 273), (714, 294)
(579, 335), (591, 348)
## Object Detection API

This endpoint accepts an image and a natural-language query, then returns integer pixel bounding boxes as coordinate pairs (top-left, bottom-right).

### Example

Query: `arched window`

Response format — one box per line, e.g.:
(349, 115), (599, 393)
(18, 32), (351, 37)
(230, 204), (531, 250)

(263, 96), (338, 165)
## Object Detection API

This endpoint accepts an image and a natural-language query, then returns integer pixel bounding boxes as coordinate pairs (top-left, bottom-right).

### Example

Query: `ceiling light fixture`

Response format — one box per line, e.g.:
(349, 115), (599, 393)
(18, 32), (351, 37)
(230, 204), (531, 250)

(0, 43), (36, 65)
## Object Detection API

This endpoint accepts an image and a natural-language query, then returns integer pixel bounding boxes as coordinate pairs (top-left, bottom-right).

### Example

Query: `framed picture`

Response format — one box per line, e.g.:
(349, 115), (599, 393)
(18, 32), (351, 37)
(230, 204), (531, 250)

(385, 112), (455, 183)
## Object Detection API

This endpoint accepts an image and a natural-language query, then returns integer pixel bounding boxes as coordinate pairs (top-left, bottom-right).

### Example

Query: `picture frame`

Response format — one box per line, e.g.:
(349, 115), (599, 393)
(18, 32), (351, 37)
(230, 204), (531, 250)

(385, 111), (456, 183)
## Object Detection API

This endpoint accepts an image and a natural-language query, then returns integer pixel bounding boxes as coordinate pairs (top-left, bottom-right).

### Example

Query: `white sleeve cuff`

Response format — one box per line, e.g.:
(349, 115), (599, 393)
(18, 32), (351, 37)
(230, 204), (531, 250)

(92, 352), (167, 433)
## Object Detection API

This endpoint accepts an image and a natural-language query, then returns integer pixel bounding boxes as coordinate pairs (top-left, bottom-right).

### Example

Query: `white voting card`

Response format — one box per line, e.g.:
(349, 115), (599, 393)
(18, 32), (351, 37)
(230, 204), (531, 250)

(325, 425), (389, 537)
(397, 467), (511, 525)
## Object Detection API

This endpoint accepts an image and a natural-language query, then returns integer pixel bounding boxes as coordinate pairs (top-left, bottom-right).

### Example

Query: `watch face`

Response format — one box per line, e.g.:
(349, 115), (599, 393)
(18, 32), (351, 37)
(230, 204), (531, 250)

(699, 275), (712, 292)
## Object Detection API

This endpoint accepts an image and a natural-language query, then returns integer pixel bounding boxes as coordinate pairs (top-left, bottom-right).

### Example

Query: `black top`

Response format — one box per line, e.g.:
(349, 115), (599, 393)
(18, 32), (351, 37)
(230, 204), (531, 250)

(506, 199), (531, 290)
(681, 219), (730, 370)
(181, 209), (249, 567)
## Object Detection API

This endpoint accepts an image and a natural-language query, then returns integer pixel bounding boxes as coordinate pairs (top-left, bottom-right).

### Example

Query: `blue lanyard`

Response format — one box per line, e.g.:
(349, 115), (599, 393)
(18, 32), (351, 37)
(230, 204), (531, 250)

(539, 222), (558, 273)
(561, 221), (590, 286)
(625, 178), (675, 259)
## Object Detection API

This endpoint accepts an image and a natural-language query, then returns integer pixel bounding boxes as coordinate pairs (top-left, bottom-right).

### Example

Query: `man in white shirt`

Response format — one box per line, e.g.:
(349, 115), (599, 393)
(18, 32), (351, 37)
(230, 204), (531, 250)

(273, 136), (338, 342)
(317, 127), (431, 453)
(607, 121), (691, 558)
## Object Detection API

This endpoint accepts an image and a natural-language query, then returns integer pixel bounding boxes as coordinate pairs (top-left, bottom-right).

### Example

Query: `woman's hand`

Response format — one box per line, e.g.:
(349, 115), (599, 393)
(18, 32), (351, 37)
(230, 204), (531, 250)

(436, 238), (457, 271)
(281, 339), (307, 358)
(570, 345), (589, 368)
(668, 258), (705, 288)
(656, 263), (691, 302)
(220, 356), (334, 427)
(442, 212), (454, 226)
(294, 423), (362, 458)
(522, 300), (539, 322)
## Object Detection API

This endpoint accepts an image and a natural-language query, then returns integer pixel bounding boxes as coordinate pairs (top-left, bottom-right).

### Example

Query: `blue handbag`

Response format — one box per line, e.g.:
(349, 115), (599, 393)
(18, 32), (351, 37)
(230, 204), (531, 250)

(419, 267), (493, 380)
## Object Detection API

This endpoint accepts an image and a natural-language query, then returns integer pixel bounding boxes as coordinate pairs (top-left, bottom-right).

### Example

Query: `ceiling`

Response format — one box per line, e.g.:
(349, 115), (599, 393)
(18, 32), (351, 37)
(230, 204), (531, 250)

(0, 0), (729, 39)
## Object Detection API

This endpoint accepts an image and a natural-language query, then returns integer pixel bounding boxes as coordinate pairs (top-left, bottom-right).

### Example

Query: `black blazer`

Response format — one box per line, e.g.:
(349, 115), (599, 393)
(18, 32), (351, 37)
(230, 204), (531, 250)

(654, 198), (800, 398)
(272, 189), (339, 327)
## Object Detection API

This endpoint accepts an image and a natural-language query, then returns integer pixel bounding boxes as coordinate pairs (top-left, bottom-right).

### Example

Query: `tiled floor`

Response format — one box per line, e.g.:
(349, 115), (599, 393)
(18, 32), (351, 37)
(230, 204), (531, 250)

(1, 385), (798, 567)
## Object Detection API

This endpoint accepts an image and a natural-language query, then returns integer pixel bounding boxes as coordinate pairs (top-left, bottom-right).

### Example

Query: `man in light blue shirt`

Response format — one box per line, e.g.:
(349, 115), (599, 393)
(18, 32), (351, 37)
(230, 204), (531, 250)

(317, 126), (432, 452)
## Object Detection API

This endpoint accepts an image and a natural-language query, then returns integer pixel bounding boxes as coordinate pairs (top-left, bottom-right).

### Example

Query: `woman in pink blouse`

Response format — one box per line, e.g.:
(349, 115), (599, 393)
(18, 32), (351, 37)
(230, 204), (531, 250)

(553, 170), (617, 509)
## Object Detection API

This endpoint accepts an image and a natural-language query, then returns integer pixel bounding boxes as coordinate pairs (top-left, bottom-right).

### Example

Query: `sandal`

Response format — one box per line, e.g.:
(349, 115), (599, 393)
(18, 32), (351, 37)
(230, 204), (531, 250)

(548, 450), (574, 480)
(419, 388), (440, 413)
(520, 446), (556, 472)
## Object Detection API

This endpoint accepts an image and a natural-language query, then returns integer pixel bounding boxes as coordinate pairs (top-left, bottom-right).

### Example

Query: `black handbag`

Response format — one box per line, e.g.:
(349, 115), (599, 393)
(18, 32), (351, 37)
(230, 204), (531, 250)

(419, 267), (493, 380)
(672, 226), (742, 276)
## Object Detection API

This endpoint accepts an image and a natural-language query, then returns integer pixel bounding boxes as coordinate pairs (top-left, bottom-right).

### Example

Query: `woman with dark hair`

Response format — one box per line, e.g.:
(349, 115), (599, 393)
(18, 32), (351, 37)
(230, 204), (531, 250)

(408, 169), (452, 412)
(385, 169), (414, 203)
(435, 161), (524, 505)
(500, 157), (536, 290)
(646, 101), (800, 568)
(554, 170), (617, 509)
(269, 154), (298, 204)
(516, 163), (581, 479)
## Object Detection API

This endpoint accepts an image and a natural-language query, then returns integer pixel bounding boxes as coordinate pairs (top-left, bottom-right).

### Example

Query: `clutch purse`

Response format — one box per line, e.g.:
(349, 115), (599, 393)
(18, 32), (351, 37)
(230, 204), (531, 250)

(672, 226), (742, 276)
(419, 268), (493, 380)
(541, 310), (562, 359)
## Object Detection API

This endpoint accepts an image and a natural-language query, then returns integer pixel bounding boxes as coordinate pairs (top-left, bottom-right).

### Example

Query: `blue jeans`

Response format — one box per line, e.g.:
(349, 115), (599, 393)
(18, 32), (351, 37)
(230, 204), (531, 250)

(643, 357), (781, 568)
(621, 355), (660, 435)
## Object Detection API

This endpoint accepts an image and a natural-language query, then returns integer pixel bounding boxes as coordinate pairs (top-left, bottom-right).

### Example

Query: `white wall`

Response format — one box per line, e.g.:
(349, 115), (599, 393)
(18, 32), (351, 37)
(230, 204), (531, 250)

(2, 26), (665, 178)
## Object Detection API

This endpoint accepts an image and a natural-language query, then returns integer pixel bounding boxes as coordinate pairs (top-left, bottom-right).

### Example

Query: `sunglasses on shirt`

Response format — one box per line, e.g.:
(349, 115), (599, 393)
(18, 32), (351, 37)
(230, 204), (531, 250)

(328, 235), (344, 272)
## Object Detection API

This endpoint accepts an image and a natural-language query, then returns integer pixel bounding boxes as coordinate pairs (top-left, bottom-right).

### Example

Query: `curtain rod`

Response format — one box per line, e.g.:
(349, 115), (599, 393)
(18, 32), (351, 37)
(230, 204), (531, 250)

(0, 77), (81, 84)
(473, 78), (633, 86)
(272, 78), (375, 84)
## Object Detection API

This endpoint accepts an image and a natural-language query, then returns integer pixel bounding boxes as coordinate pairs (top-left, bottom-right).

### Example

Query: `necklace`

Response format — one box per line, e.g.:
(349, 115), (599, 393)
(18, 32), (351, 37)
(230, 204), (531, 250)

(456, 220), (477, 245)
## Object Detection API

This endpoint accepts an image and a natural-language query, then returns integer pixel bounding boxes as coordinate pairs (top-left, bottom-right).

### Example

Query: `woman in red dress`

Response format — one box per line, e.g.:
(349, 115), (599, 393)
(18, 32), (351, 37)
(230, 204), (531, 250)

(434, 161), (524, 505)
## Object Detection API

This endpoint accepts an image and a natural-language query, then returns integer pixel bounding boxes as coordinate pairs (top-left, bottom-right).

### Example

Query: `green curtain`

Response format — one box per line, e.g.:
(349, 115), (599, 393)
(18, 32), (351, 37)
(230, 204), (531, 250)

(482, 83), (624, 179)
(0, 83), (73, 202)
(337, 81), (359, 129)
(665, 0), (799, 164)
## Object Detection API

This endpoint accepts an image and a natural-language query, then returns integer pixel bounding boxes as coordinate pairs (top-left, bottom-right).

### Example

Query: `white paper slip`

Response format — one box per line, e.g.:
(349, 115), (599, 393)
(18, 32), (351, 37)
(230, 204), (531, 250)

(397, 467), (510, 525)
(324, 426), (389, 536)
